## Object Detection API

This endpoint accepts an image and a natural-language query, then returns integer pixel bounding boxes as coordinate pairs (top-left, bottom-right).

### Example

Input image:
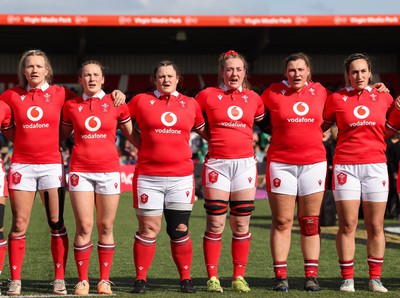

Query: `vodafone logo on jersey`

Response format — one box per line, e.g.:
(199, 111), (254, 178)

(27, 106), (44, 121)
(293, 102), (309, 116)
(154, 112), (182, 134)
(85, 116), (101, 132)
(349, 105), (376, 127)
(160, 112), (177, 127)
(227, 106), (243, 120)
(353, 105), (370, 119)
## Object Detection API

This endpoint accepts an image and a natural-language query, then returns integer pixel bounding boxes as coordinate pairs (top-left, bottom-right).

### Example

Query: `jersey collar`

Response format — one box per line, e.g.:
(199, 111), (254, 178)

(220, 83), (243, 93)
(154, 89), (179, 99)
(27, 82), (50, 92)
(82, 90), (106, 101)
(345, 85), (373, 93)
(282, 80), (309, 89)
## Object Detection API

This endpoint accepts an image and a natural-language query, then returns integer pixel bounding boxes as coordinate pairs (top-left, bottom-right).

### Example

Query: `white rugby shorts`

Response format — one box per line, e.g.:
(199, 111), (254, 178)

(333, 163), (388, 202)
(267, 161), (327, 196)
(68, 172), (121, 194)
(202, 157), (257, 192)
(133, 174), (195, 215)
(8, 163), (65, 191)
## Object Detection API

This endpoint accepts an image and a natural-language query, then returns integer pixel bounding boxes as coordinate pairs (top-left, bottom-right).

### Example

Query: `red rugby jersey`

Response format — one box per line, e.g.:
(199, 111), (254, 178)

(196, 85), (265, 159)
(261, 81), (328, 165)
(128, 90), (205, 176)
(62, 91), (131, 172)
(323, 86), (394, 164)
(0, 83), (76, 164)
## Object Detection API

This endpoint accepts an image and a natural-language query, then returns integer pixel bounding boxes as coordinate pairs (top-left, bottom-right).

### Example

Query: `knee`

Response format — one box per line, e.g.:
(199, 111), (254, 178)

(340, 220), (358, 235)
(77, 220), (93, 236)
(165, 209), (191, 240)
(12, 217), (29, 234)
(97, 221), (114, 236)
(273, 216), (293, 231)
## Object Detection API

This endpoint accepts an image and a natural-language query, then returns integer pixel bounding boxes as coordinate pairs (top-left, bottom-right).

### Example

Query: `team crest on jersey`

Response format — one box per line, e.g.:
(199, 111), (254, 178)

(342, 95), (348, 102)
(308, 88), (315, 96)
(70, 174), (79, 187)
(227, 106), (243, 120)
(20, 95), (26, 101)
(44, 93), (51, 103)
(102, 103), (109, 112)
(161, 112), (177, 127)
(337, 172), (347, 185)
(353, 105), (370, 119)
(140, 193), (149, 204)
(12, 172), (22, 184)
(27, 106), (44, 121)
(179, 100), (187, 109)
(84, 116), (101, 132)
(292, 102), (309, 116)
(242, 95), (248, 103)
(370, 94), (377, 102)
(208, 171), (218, 183)
(273, 178), (281, 188)
(217, 95), (223, 101)
(150, 100), (155, 105)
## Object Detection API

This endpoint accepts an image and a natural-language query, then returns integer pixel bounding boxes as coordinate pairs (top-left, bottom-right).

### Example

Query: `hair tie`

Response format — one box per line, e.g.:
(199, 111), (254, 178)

(224, 50), (238, 58)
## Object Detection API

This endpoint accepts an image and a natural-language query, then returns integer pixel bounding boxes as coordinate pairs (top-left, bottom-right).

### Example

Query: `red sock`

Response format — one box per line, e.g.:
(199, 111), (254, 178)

(170, 235), (192, 281)
(273, 261), (287, 279)
(8, 234), (26, 280)
(98, 242), (115, 281)
(134, 233), (156, 281)
(339, 259), (354, 280)
(232, 232), (252, 279)
(0, 238), (7, 274)
(203, 231), (222, 279)
(368, 256), (384, 280)
(51, 228), (69, 280)
(304, 259), (319, 278)
(74, 242), (93, 282)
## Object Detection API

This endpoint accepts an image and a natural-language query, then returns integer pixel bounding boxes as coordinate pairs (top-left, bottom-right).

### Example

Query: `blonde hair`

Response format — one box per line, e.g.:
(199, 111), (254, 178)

(18, 49), (53, 89)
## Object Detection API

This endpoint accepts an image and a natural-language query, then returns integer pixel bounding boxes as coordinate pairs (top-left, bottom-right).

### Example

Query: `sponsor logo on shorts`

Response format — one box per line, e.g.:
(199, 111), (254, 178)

(186, 191), (190, 197)
(318, 179), (322, 186)
(114, 183), (118, 189)
(337, 172), (347, 185)
(248, 177), (253, 184)
(70, 174), (79, 187)
(382, 180), (387, 187)
(273, 178), (281, 188)
(140, 193), (148, 204)
(208, 171), (218, 183)
(12, 172), (22, 184)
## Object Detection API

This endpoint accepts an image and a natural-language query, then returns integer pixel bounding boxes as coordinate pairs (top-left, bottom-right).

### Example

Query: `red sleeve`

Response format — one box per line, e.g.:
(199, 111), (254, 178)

(127, 95), (139, 122)
(323, 93), (336, 124)
(193, 99), (205, 130)
(0, 101), (13, 130)
(118, 103), (131, 124)
(63, 87), (78, 102)
(194, 89), (208, 113)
